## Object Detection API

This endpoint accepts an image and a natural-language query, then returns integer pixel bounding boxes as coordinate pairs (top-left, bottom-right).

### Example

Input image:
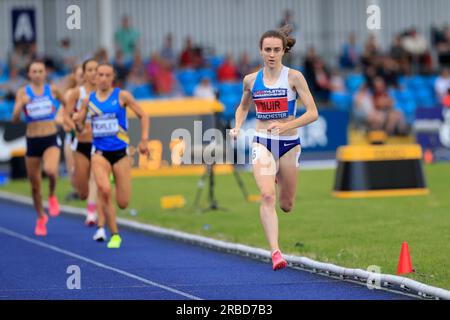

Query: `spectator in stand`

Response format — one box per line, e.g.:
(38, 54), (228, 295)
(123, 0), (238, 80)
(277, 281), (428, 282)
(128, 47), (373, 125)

(361, 34), (381, 67)
(125, 52), (148, 91)
(0, 67), (26, 101)
(146, 52), (162, 85)
(363, 64), (378, 90)
(372, 77), (408, 135)
(401, 28), (433, 74)
(442, 88), (450, 107)
(312, 58), (331, 102)
(194, 77), (216, 100)
(112, 50), (130, 88)
(153, 59), (180, 97)
(330, 69), (346, 93)
(114, 16), (140, 61)
(237, 52), (255, 79)
(56, 38), (79, 73)
(93, 47), (109, 64)
(435, 26), (450, 68)
(353, 83), (378, 129)
(145, 52), (180, 97)
(390, 34), (410, 75)
(217, 54), (238, 82)
(378, 56), (400, 88)
(340, 33), (360, 69)
(435, 68), (450, 100)
(302, 46), (319, 90)
(191, 46), (206, 69)
(8, 42), (33, 77)
(160, 33), (176, 67)
(179, 37), (195, 68)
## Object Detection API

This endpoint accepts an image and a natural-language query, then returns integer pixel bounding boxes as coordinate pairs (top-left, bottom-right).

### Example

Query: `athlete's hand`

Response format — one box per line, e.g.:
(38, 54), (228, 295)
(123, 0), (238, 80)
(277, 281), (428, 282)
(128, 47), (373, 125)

(71, 112), (84, 133)
(229, 127), (240, 140)
(63, 114), (76, 132)
(22, 95), (30, 106)
(138, 139), (150, 159)
(267, 122), (287, 136)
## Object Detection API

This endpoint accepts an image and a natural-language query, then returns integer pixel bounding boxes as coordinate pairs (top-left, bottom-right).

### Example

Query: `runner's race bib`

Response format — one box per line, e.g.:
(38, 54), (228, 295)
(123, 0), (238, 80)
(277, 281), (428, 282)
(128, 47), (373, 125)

(92, 114), (119, 137)
(25, 97), (54, 119)
(253, 89), (288, 120)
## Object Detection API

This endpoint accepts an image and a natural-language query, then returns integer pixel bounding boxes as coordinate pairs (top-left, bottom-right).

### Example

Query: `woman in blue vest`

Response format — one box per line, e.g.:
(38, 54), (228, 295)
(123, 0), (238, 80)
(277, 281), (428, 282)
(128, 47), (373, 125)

(230, 26), (319, 270)
(12, 59), (67, 236)
(75, 63), (149, 248)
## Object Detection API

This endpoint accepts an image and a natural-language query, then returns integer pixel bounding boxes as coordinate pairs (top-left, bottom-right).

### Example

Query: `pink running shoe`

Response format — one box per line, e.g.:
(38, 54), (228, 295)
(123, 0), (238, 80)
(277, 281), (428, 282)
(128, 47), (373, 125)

(35, 214), (48, 236)
(272, 250), (287, 271)
(48, 195), (60, 217)
(85, 210), (97, 227)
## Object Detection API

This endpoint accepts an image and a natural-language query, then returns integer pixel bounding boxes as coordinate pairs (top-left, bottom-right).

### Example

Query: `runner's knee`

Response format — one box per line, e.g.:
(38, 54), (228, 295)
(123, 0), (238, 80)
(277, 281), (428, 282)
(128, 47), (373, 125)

(43, 168), (57, 179)
(117, 198), (129, 210)
(97, 183), (112, 198)
(78, 189), (88, 200)
(261, 191), (276, 206)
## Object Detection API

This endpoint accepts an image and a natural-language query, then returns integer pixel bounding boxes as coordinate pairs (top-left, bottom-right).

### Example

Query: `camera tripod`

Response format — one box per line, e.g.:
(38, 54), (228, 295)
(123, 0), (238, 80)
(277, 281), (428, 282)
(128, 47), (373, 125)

(192, 162), (250, 213)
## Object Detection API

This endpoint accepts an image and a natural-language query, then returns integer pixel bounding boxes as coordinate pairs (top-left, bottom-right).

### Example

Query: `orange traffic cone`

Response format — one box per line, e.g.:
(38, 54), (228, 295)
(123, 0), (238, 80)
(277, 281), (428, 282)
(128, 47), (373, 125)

(397, 242), (413, 275)
(424, 149), (433, 164)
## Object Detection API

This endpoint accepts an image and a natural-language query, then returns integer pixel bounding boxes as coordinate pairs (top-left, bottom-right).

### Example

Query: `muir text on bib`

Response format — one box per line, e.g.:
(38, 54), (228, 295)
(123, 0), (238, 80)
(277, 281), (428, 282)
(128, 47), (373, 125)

(253, 89), (288, 120)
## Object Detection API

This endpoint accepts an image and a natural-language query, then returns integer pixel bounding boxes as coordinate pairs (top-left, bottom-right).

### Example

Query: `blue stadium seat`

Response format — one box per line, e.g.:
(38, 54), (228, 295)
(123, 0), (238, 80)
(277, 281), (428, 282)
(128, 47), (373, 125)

(176, 69), (199, 86)
(404, 76), (426, 91)
(182, 81), (197, 97)
(218, 82), (242, 97)
(132, 84), (154, 99)
(394, 89), (417, 124)
(424, 75), (437, 92)
(345, 73), (365, 94)
(330, 92), (352, 111)
(208, 56), (225, 70)
(0, 65), (8, 84)
(219, 94), (241, 120)
(0, 101), (14, 121)
(413, 89), (436, 108)
(196, 68), (217, 82)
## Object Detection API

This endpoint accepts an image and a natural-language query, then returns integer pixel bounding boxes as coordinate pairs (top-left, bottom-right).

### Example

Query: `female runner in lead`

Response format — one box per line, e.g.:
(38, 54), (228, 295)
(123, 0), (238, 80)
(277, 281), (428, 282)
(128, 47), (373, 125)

(230, 26), (318, 270)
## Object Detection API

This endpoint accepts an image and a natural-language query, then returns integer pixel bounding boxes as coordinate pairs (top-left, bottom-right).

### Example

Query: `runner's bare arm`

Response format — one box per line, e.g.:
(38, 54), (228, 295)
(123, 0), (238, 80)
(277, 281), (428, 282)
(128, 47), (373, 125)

(62, 88), (78, 131)
(73, 97), (89, 132)
(120, 90), (150, 156)
(51, 85), (67, 110)
(230, 74), (254, 138)
(11, 88), (27, 123)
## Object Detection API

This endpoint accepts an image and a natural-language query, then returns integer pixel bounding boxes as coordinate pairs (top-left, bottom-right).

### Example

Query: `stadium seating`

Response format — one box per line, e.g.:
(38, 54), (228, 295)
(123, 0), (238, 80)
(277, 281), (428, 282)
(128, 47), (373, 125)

(391, 88), (417, 124)
(131, 84), (154, 99)
(330, 92), (352, 111)
(219, 93), (240, 121)
(345, 73), (365, 94)
(0, 62), (9, 84)
(0, 100), (14, 121)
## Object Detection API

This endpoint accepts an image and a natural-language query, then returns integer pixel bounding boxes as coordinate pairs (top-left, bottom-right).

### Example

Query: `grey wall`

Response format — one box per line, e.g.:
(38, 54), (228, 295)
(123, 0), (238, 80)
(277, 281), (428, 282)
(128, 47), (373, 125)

(1, 0), (449, 66)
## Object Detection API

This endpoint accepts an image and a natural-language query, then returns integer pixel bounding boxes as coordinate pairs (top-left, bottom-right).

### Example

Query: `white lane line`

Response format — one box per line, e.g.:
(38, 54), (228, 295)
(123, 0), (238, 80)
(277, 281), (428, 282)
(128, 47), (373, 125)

(0, 226), (202, 300)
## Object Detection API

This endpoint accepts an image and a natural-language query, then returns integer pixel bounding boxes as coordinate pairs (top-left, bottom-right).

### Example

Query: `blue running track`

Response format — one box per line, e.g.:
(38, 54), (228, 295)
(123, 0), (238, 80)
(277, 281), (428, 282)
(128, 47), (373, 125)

(0, 199), (413, 300)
